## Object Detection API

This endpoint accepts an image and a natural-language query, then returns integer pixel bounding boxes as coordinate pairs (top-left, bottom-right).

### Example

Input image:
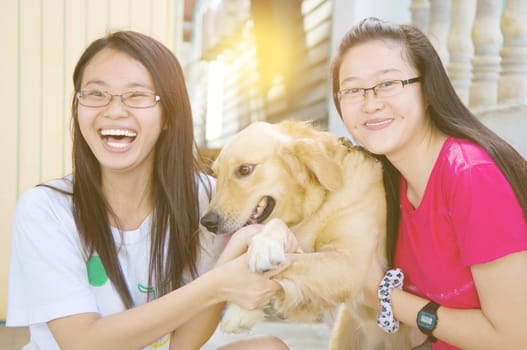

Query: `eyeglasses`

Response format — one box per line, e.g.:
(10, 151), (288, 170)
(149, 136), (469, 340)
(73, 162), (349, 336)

(76, 90), (161, 108)
(336, 77), (421, 104)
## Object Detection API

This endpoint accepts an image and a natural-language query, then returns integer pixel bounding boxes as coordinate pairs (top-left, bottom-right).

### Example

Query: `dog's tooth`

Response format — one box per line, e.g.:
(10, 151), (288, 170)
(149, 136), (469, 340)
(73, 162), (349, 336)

(256, 197), (268, 209)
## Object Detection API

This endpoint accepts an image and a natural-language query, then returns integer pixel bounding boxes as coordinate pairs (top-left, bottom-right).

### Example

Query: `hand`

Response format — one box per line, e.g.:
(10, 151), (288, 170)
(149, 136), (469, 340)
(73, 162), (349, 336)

(217, 222), (302, 267)
(236, 222), (303, 254)
(215, 253), (291, 310)
(215, 224), (264, 266)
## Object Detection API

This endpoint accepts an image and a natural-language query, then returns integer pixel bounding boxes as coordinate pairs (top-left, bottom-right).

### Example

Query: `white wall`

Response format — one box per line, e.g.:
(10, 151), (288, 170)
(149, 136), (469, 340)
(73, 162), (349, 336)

(478, 105), (527, 158)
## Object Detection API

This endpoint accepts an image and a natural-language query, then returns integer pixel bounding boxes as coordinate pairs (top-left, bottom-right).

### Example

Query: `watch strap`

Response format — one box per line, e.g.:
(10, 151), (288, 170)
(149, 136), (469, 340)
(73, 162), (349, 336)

(417, 301), (440, 342)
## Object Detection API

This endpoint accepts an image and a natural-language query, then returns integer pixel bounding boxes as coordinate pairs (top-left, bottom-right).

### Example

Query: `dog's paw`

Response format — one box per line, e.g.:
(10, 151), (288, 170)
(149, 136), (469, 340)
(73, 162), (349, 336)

(248, 235), (286, 272)
(220, 304), (265, 334)
(248, 218), (288, 273)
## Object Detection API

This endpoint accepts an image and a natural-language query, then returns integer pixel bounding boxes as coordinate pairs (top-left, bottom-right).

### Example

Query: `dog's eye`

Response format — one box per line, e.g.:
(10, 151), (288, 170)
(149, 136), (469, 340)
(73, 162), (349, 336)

(236, 164), (255, 177)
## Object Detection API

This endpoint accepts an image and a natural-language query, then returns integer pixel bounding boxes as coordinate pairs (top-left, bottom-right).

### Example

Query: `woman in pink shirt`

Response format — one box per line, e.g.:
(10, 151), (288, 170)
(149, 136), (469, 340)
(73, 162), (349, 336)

(331, 17), (527, 349)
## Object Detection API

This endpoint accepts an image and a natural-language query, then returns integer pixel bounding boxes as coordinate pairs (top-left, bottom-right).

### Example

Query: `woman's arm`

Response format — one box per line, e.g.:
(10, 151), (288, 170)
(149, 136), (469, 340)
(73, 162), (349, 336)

(166, 226), (261, 349)
(384, 250), (527, 349)
(48, 252), (283, 350)
(167, 223), (301, 349)
(168, 304), (225, 350)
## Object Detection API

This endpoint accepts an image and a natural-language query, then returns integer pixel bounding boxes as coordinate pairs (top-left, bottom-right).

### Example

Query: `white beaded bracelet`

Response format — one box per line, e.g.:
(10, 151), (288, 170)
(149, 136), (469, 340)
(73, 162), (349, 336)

(376, 268), (404, 333)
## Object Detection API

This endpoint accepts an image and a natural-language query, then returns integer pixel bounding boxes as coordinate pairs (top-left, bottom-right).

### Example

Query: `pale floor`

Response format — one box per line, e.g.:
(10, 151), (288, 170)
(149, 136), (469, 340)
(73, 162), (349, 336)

(1, 321), (331, 350)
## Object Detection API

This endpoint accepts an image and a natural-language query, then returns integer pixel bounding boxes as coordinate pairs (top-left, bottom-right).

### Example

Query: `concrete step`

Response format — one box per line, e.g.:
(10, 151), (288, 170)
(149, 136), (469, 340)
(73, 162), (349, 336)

(202, 321), (331, 350)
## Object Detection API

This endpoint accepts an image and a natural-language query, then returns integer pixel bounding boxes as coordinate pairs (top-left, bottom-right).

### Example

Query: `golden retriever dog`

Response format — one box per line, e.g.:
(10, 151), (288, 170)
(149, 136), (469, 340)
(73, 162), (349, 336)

(200, 120), (423, 349)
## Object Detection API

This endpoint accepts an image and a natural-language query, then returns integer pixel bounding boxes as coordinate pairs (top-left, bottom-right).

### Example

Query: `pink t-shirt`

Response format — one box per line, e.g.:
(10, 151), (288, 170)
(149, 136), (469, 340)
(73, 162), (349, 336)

(395, 137), (527, 350)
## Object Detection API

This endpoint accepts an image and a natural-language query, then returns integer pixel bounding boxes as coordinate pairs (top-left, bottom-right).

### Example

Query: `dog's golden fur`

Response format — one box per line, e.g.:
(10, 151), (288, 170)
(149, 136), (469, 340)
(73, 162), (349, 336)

(202, 120), (422, 349)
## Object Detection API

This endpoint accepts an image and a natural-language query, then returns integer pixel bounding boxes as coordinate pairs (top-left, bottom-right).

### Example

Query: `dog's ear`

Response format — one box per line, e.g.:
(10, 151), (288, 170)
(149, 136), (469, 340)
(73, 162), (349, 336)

(279, 139), (343, 191)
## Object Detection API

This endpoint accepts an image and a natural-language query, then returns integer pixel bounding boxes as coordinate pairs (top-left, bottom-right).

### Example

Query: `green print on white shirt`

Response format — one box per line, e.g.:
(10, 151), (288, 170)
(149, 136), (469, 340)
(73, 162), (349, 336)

(137, 283), (169, 348)
(86, 256), (108, 286)
(86, 256), (169, 348)
(86, 256), (158, 297)
(138, 283), (157, 299)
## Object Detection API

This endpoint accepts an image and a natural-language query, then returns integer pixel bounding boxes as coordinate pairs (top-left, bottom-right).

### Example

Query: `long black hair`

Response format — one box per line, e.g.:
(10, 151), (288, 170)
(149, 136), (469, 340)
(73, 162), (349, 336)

(331, 18), (527, 267)
(70, 31), (209, 307)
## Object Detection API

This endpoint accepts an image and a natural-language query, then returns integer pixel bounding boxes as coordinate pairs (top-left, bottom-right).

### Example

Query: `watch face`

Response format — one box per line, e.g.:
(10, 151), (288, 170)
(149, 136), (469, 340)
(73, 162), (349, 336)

(418, 311), (437, 330)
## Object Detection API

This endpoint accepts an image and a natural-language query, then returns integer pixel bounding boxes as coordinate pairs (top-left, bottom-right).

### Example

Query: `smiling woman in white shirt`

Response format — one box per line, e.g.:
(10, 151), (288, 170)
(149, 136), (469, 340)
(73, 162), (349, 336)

(6, 30), (294, 350)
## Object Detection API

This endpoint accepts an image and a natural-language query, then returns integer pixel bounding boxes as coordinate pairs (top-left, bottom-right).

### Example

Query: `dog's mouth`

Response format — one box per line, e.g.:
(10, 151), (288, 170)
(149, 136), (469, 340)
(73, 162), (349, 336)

(246, 196), (276, 225)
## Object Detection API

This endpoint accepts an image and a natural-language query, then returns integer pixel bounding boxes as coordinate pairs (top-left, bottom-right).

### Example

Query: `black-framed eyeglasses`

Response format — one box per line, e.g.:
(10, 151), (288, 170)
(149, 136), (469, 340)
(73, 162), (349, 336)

(336, 77), (421, 104)
(76, 89), (161, 108)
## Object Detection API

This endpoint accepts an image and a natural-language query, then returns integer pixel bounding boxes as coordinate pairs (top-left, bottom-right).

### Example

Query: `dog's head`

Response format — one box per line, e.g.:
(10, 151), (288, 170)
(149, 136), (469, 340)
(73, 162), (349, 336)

(201, 120), (345, 234)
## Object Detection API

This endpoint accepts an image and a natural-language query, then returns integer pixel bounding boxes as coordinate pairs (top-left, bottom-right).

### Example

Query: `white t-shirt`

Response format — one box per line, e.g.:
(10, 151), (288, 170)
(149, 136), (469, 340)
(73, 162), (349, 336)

(7, 175), (225, 349)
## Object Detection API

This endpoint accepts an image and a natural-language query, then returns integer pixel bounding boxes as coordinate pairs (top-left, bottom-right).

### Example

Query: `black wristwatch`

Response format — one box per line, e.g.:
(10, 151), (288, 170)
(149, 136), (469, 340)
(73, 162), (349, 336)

(416, 301), (440, 342)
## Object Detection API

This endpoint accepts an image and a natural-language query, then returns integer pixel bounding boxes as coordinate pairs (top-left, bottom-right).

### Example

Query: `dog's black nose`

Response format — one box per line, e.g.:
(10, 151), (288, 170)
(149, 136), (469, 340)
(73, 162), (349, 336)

(200, 211), (219, 233)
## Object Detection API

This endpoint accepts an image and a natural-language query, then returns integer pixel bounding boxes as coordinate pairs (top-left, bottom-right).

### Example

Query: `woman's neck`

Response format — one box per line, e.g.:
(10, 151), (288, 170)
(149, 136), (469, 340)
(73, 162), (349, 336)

(102, 169), (154, 231)
(388, 128), (447, 208)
